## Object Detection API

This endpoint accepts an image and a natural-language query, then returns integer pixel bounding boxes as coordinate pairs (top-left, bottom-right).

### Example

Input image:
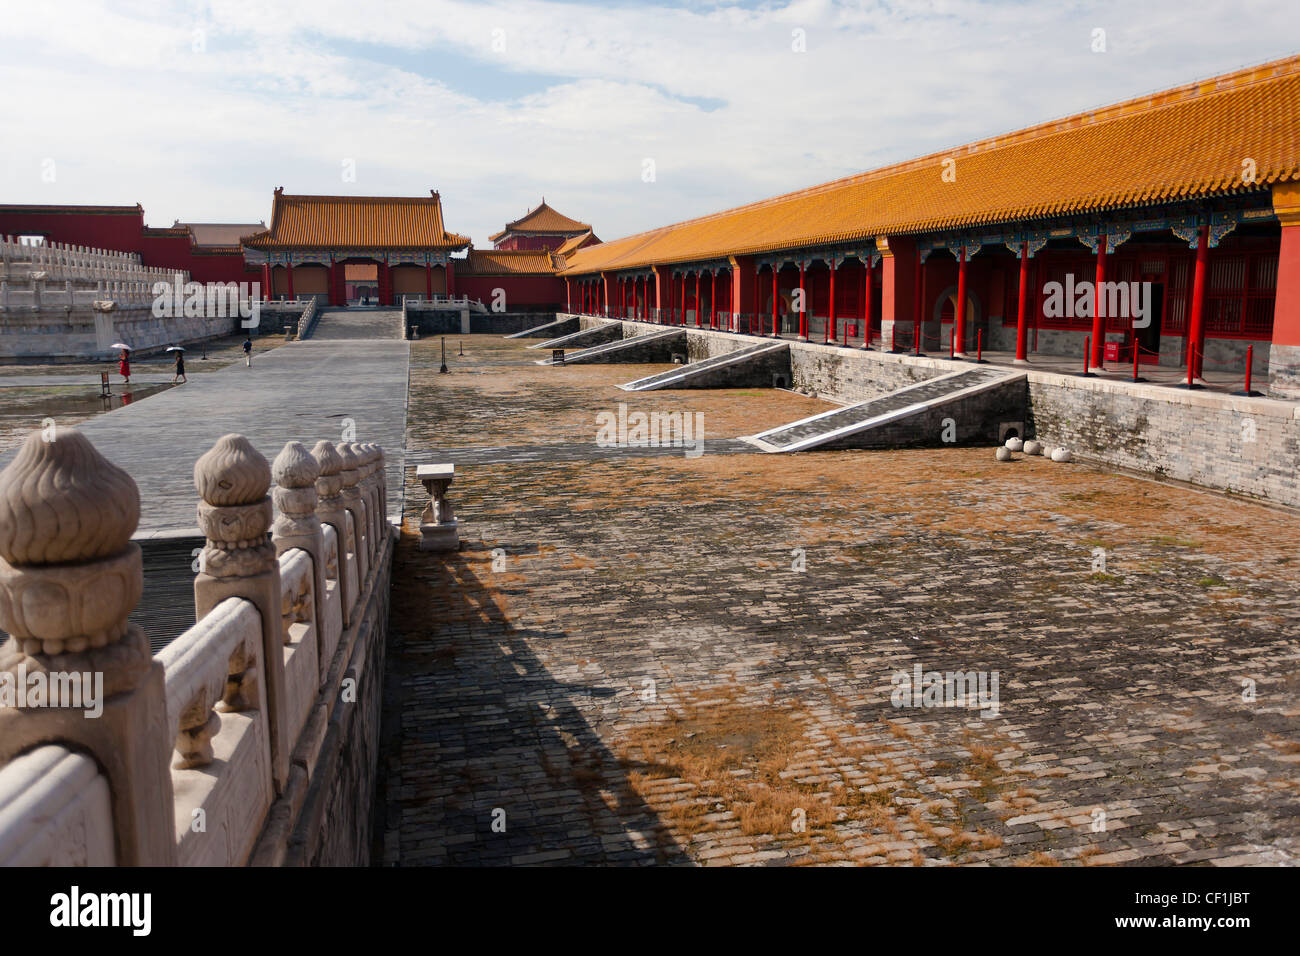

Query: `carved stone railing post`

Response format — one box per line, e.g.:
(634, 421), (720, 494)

(373, 445), (388, 534)
(0, 429), (176, 865)
(337, 442), (369, 583)
(357, 443), (381, 560)
(30, 271), (45, 311)
(270, 441), (328, 678)
(192, 434), (289, 793)
(311, 440), (356, 627)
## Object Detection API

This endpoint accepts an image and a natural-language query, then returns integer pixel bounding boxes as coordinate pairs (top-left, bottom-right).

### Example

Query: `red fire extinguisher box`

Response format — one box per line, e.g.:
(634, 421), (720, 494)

(1104, 341), (1120, 363)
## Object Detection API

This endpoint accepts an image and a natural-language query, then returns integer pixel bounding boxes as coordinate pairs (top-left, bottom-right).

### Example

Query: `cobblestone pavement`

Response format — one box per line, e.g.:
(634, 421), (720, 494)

(378, 337), (1300, 866)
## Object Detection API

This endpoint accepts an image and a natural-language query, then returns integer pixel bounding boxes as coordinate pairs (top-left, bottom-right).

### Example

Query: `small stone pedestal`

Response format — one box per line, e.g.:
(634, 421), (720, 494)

(417, 463), (459, 551)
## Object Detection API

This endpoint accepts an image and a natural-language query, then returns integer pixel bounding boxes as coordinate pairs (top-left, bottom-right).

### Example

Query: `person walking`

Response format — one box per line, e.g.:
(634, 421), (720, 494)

(118, 347), (131, 384)
(173, 349), (187, 383)
(243, 336), (253, 367)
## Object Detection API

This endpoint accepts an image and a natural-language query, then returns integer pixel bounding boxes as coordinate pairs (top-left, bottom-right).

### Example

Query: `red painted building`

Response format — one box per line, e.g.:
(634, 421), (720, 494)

(456, 249), (566, 310)
(490, 201), (592, 251)
(0, 204), (262, 285)
(562, 56), (1300, 393)
(241, 189), (470, 305)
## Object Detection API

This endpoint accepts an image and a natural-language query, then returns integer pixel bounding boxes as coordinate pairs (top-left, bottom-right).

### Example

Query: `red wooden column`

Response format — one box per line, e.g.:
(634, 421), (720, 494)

(1270, 182), (1300, 389)
(953, 247), (968, 357)
(425, 262), (433, 300)
(771, 266), (779, 336)
(913, 250), (925, 354)
(878, 236), (916, 352)
(797, 261), (808, 340)
(861, 256), (873, 349)
(1187, 224), (1210, 381)
(712, 271), (720, 329)
(679, 274), (686, 325)
(262, 263), (272, 301)
(1015, 242), (1030, 363)
(827, 258), (838, 343)
(286, 261), (295, 300)
(1091, 233), (1108, 369)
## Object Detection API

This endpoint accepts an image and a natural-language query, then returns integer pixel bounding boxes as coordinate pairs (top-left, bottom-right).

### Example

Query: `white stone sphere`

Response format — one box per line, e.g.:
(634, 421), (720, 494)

(1050, 447), (1072, 463)
(1004, 437), (1024, 452)
(1023, 440), (1042, 456)
(995, 446), (1012, 462)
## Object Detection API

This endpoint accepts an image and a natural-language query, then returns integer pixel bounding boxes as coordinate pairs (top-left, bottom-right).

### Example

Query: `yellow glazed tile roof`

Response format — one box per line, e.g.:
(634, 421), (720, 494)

(489, 201), (591, 241)
(244, 189), (470, 250)
(563, 56), (1300, 276)
(461, 248), (559, 275)
(554, 230), (601, 258)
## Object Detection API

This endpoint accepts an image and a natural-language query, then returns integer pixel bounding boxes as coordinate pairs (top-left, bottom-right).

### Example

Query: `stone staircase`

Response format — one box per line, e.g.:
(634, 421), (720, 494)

(306, 307), (406, 340)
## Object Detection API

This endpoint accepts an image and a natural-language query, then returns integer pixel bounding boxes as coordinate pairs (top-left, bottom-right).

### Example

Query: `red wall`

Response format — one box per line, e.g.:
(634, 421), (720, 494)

(456, 274), (565, 309)
(0, 208), (145, 251)
(0, 208), (257, 285)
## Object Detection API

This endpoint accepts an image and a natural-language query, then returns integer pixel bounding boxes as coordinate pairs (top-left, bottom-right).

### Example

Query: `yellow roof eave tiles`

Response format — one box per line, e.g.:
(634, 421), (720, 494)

(562, 56), (1300, 276)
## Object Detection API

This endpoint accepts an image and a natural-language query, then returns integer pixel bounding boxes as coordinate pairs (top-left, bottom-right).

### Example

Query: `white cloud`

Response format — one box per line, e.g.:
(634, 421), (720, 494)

(1, 0), (1296, 246)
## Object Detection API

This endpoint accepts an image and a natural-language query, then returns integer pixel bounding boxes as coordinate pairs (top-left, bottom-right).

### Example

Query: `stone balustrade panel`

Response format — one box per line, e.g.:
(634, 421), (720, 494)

(156, 596), (271, 867)
(0, 746), (115, 866)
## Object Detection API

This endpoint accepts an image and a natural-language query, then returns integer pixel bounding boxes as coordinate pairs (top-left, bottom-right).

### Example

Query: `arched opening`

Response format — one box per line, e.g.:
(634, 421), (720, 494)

(936, 286), (982, 352)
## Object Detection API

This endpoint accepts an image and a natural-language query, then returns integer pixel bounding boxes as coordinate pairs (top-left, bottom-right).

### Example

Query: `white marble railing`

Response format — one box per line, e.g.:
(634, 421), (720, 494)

(0, 236), (181, 285)
(0, 278), (167, 313)
(0, 430), (393, 866)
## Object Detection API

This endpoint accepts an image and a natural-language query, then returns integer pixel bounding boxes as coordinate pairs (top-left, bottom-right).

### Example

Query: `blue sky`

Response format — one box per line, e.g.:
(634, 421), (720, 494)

(1, 0), (1298, 247)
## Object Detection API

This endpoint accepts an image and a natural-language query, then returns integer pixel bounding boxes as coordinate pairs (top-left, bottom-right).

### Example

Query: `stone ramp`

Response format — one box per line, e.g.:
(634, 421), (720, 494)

(505, 315), (580, 339)
(618, 341), (789, 391)
(307, 307), (405, 340)
(537, 327), (685, 366)
(746, 365), (1026, 452)
(529, 322), (621, 351)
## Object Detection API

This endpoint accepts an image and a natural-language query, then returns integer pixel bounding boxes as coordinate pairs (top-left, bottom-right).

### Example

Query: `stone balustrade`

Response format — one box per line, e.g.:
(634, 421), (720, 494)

(0, 235), (177, 286)
(0, 426), (395, 866)
(0, 278), (166, 314)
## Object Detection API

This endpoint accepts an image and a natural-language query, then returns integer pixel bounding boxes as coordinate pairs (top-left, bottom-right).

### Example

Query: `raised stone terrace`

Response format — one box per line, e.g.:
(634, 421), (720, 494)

(379, 335), (1300, 866)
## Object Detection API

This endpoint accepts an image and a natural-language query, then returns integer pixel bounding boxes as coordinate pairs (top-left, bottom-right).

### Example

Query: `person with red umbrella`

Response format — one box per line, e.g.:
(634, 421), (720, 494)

(111, 343), (132, 384)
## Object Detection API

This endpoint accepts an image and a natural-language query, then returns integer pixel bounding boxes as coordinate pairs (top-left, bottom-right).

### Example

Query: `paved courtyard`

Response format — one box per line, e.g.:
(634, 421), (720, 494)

(377, 336), (1300, 866)
(0, 338), (410, 534)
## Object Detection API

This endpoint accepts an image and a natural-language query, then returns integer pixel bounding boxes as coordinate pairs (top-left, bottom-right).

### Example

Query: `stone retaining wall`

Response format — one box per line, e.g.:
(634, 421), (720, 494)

(608, 319), (1300, 507)
(0, 306), (242, 362)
